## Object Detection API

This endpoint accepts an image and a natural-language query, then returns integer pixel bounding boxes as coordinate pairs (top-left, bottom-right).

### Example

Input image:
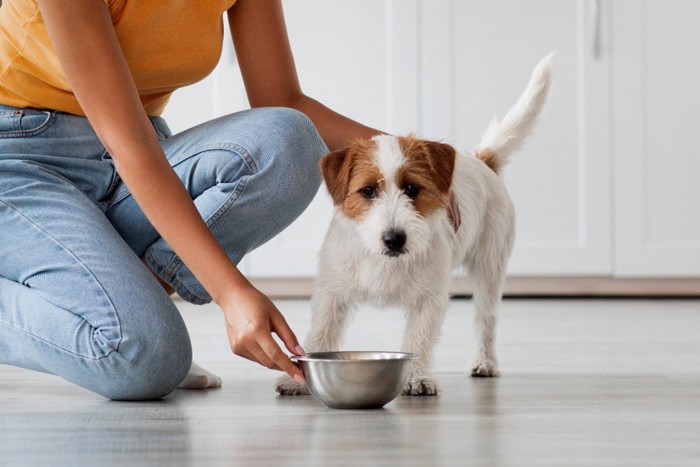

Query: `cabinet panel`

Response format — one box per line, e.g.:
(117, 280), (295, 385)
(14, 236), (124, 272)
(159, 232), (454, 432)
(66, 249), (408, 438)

(245, 0), (418, 277)
(420, 0), (612, 275)
(613, 0), (700, 276)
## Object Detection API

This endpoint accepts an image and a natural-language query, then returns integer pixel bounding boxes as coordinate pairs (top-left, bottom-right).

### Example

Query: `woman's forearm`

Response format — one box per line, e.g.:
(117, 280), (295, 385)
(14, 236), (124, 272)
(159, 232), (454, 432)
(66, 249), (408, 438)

(112, 140), (251, 305)
(289, 94), (384, 151)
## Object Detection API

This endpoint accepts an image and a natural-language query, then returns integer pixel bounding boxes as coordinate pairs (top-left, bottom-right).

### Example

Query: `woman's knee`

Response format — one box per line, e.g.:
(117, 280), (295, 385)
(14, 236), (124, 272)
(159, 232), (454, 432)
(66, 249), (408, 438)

(102, 342), (192, 401)
(253, 107), (326, 207)
(198, 107), (326, 214)
(98, 301), (192, 401)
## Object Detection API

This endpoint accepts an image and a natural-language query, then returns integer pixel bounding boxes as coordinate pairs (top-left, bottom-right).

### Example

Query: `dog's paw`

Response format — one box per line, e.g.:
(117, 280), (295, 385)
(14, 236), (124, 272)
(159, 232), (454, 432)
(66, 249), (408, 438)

(275, 375), (310, 395)
(470, 357), (500, 377)
(402, 376), (439, 396)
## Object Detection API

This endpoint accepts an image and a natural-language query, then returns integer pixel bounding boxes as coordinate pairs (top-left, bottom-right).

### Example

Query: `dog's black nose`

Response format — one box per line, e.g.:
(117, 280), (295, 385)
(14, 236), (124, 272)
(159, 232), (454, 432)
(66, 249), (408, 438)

(382, 230), (407, 254)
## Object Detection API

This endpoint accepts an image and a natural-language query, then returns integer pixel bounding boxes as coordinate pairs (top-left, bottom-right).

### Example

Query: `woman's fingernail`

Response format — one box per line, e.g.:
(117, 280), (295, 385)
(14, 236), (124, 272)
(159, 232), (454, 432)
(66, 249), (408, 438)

(294, 374), (305, 384)
(295, 345), (305, 356)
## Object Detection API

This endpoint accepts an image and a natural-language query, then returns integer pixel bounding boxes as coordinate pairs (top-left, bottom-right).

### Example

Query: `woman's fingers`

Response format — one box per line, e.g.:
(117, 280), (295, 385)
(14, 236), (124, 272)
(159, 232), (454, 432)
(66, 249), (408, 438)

(271, 311), (305, 356)
(225, 316), (303, 381)
(258, 334), (303, 382)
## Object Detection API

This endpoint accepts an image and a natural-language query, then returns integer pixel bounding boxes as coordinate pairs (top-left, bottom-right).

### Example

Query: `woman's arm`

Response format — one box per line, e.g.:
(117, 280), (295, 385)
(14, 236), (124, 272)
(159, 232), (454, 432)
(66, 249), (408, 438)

(38, 0), (304, 381)
(228, 0), (383, 150)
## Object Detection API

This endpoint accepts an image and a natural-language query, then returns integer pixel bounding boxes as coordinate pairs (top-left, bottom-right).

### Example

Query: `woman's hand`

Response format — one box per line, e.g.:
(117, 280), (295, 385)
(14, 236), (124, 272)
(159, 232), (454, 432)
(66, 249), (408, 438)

(221, 286), (305, 383)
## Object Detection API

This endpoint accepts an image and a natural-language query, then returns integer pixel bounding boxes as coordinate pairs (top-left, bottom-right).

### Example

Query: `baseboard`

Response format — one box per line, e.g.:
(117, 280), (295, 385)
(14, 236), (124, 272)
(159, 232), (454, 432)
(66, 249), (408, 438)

(248, 276), (700, 299)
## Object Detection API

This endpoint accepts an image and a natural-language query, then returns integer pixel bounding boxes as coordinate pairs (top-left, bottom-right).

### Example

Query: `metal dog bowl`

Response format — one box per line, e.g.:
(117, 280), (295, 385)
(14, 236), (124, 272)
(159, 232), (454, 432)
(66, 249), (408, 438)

(294, 351), (415, 409)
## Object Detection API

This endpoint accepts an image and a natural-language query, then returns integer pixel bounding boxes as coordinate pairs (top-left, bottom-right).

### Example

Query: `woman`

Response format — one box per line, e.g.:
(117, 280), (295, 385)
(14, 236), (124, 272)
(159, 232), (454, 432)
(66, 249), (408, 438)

(0, 0), (380, 400)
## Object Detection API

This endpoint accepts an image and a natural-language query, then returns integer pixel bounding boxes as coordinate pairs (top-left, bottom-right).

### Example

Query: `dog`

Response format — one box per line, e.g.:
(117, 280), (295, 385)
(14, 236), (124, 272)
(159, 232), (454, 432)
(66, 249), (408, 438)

(277, 55), (552, 396)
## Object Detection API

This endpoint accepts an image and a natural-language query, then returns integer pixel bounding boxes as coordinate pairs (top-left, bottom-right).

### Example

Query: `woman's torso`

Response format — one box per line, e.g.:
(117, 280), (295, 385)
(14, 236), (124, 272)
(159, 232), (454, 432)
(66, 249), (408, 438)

(0, 0), (236, 116)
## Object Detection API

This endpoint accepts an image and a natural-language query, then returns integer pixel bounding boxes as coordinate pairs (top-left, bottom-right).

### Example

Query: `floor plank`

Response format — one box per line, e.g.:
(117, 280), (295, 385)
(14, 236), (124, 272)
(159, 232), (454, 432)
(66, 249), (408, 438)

(2, 298), (699, 466)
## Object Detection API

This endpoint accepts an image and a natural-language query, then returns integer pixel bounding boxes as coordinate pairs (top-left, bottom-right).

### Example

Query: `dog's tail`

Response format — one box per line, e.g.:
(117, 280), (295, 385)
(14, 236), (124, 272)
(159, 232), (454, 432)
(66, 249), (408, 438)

(475, 53), (553, 174)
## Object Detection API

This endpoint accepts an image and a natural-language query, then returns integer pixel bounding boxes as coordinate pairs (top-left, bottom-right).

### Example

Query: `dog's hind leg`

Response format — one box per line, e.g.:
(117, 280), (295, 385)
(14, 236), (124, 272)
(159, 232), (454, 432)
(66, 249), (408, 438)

(467, 235), (510, 377)
(401, 293), (449, 395)
(469, 276), (502, 377)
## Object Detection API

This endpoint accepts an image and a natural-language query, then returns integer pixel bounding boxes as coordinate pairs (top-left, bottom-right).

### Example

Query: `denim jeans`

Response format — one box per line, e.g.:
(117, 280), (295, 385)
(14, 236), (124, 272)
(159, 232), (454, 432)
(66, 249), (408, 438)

(0, 105), (326, 400)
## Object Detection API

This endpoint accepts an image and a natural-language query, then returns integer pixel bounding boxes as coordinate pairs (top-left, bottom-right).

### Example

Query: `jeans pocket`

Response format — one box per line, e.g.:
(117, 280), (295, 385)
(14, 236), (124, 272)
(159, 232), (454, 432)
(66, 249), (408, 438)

(0, 108), (56, 138)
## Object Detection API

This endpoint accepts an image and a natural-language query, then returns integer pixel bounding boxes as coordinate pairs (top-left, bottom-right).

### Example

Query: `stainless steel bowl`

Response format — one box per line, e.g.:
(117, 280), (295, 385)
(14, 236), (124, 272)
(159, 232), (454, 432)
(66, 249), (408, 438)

(294, 351), (415, 409)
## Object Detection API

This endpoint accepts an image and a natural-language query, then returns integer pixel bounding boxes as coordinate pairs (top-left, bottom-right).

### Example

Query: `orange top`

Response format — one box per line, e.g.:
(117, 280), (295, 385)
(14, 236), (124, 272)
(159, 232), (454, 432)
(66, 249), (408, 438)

(0, 0), (236, 116)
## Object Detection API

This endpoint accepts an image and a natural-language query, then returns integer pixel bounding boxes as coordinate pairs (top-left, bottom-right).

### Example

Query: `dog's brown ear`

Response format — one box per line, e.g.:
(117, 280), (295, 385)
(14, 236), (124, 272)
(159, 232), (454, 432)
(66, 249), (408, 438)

(424, 141), (456, 193)
(320, 148), (352, 206)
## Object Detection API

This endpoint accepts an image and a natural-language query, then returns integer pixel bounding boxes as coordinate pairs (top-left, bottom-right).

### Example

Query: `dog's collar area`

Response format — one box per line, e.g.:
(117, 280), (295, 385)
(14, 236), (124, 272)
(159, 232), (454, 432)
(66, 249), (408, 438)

(447, 191), (461, 232)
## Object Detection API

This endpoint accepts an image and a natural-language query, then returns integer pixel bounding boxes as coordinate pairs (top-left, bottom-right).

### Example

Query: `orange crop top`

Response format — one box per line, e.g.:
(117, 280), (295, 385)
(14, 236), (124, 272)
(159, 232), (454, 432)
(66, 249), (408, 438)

(0, 0), (236, 116)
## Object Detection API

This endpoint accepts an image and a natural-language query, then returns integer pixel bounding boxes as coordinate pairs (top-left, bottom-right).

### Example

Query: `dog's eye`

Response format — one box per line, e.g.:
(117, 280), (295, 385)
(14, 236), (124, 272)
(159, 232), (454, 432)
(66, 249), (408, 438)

(403, 184), (421, 198)
(361, 185), (377, 199)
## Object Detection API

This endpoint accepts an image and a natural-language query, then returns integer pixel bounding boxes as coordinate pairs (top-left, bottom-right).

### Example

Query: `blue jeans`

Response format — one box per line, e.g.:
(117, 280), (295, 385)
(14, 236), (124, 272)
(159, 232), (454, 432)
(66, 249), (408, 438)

(0, 105), (325, 400)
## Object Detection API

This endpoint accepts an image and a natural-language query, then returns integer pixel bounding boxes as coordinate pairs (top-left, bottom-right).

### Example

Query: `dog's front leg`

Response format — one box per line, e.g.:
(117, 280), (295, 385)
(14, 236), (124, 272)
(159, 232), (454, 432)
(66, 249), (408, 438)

(275, 287), (353, 395)
(401, 295), (448, 396)
(303, 289), (354, 354)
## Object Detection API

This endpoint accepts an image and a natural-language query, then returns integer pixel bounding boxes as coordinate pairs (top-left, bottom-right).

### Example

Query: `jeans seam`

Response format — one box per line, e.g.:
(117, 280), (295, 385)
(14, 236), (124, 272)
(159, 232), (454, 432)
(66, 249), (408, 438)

(170, 142), (260, 175)
(168, 144), (259, 193)
(0, 111), (56, 139)
(99, 154), (121, 209)
(0, 198), (122, 358)
(145, 251), (207, 304)
(205, 174), (248, 226)
(193, 144), (256, 228)
(0, 320), (115, 361)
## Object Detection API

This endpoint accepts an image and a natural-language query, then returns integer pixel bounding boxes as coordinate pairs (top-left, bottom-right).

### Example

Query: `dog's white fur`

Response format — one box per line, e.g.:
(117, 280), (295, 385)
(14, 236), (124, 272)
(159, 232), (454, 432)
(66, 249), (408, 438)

(277, 55), (552, 396)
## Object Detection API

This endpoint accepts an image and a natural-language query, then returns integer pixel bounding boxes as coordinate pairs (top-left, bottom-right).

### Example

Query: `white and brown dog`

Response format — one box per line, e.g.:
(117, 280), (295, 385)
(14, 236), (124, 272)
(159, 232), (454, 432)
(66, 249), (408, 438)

(278, 55), (552, 396)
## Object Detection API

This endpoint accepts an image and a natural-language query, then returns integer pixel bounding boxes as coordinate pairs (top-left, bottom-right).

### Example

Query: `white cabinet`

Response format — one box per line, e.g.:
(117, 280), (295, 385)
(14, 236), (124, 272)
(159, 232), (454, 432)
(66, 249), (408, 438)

(612, 0), (700, 276)
(162, 0), (700, 280)
(417, 0), (612, 275)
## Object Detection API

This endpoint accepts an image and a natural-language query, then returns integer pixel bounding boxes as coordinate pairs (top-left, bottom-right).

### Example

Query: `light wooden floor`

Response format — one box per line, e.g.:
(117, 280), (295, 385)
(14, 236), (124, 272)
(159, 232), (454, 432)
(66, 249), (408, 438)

(2, 298), (700, 466)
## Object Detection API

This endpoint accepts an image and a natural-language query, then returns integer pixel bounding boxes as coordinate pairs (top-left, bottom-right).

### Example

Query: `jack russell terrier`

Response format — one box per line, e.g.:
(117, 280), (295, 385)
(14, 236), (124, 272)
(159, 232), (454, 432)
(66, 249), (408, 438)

(277, 55), (552, 396)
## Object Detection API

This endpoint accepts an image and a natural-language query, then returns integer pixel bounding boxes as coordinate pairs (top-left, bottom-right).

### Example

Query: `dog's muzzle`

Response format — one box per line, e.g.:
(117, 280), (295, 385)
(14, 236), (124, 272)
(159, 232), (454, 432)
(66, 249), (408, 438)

(382, 230), (407, 256)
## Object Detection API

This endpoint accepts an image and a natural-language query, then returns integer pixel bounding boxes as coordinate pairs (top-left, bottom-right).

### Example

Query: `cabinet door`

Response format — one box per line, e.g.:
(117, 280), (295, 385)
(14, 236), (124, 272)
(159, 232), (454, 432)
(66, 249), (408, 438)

(244, 0), (420, 277)
(161, 2), (413, 277)
(613, 0), (700, 276)
(420, 0), (612, 275)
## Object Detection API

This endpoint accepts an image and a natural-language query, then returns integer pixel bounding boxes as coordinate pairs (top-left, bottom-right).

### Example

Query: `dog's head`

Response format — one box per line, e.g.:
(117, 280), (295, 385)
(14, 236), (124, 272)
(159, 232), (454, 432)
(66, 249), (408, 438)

(320, 134), (456, 258)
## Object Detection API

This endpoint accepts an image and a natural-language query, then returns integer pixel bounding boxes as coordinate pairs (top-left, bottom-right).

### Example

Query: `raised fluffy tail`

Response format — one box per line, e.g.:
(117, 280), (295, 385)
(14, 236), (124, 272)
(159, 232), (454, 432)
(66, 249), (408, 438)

(475, 53), (553, 173)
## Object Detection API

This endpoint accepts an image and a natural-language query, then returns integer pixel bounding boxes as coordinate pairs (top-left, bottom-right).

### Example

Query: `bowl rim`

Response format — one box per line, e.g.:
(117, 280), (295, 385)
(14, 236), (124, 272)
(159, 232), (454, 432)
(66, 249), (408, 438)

(293, 351), (417, 363)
